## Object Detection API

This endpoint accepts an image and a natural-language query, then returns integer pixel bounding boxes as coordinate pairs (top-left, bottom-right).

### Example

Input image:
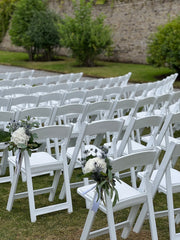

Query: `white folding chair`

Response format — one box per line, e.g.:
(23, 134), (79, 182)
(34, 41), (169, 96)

(152, 93), (171, 116)
(134, 142), (180, 240)
(20, 70), (35, 78)
(59, 119), (124, 199)
(77, 149), (159, 240)
(0, 79), (14, 89)
(45, 75), (61, 85)
(69, 81), (86, 91)
(51, 82), (70, 92)
(6, 125), (73, 222)
(0, 111), (15, 183)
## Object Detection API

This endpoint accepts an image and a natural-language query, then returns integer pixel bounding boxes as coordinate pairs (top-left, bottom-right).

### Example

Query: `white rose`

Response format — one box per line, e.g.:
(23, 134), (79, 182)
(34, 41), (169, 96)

(83, 157), (107, 174)
(11, 127), (30, 147)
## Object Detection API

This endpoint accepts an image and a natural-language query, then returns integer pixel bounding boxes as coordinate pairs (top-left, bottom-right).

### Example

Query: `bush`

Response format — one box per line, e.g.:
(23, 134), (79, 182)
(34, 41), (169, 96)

(147, 16), (180, 73)
(59, 0), (113, 67)
(9, 0), (46, 60)
(27, 10), (61, 61)
(0, 0), (18, 42)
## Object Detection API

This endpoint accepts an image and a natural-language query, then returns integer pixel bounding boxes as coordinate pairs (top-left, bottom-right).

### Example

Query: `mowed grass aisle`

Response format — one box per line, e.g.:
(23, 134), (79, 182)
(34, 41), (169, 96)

(0, 166), (180, 240)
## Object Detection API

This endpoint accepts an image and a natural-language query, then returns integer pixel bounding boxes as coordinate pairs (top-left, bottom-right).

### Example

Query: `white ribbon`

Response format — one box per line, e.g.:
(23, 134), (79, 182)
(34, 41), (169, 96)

(83, 184), (100, 212)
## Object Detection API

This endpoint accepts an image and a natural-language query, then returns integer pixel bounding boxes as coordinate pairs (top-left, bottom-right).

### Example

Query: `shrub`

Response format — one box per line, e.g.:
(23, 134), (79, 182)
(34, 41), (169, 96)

(27, 10), (61, 61)
(59, 0), (113, 67)
(0, 0), (18, 42)
(147, 16), (180, 73)
(9, 0), (46, 60)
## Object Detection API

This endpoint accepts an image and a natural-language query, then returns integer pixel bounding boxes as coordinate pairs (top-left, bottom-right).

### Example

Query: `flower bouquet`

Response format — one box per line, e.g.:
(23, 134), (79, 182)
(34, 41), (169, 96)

(7, 116), (40, 156)
(81, 146), (120, 207)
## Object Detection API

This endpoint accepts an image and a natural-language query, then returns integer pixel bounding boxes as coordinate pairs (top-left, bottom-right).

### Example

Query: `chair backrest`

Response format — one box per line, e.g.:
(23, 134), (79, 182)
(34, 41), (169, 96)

(28, 85), (52, 96)
(2, 86), (28, 98)
(68, 72), (83, 82)
(20, 70), (35, 78)
(152, 93), (171, 115)
(103, 86), (121, 101)
(0, 111), (15, 130)
(133, 96), (156, 118)
(108, 98), (137, 125)
(9, 95), (39, 111)
(69, 81), (86, 91)
(81, 101), (113, 123)
(12, 77), (31, 87)
(30, 76), (47, 86)
(37, 92), (64, 107)
(0, 80), (14, 88)
(84, 79), (100, 90)
(70, 119), (125, 165)
(31, 125), (73, 159)
(84, 88), (104, 103)
(117, 115), (164, 156)
(111, 149), (158, 175)
(51, 83), (70, 92)
(119, 84), (137, 99)
(0, 97), (11, 111)
(62, 90), (86, 105)
(16, 107), (53, 126)
(50, 103), (86, 127)
(46, 75), (61, 85)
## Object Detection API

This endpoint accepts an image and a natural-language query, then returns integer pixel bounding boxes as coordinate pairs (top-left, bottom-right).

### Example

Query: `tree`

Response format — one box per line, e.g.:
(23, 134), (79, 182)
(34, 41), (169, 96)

(147, 16), (180, 74)
(9, 0), (47, 60)
(0, 0), (18, 43)
(27, 10), (60, 61)
(59, 0), (113, 67)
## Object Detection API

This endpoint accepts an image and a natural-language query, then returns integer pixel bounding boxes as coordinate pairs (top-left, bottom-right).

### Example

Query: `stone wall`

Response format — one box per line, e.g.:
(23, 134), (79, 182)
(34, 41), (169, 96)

(1, 0), (180, 64)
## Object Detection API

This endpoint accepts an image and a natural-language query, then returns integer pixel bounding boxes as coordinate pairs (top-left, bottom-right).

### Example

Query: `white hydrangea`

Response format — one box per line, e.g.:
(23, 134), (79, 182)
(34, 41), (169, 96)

(83, 157), (107, 174)
(11, 127), (29, 147)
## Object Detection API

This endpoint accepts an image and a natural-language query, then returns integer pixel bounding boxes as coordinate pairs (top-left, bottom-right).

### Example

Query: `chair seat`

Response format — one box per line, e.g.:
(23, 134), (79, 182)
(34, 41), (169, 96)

(138, 168), (180, 194)
(77, 180), (147, 214)
(9, 152), (63, 174)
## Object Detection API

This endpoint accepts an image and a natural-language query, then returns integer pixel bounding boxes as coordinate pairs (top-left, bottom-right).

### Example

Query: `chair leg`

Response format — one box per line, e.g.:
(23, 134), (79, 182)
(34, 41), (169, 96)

(6, 169), (20, 211)
(0, 148), (8, 175)
(49, 170), (61, 202)
(63, 160), (73, 213)
(80, 208), (96, 240)
(121, 205), (140, 239)
(106, 194), (117, 240)
(24, 155), (37, 223)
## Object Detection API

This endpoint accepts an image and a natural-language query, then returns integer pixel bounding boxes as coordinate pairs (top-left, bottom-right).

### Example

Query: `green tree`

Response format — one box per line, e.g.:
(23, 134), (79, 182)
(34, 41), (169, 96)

(0, 0), (18, 42)
(9, 0), (47, 60)
(147, 16), (180, 73)
(27, 10), (60, 61)
(59, 0), (113, 67)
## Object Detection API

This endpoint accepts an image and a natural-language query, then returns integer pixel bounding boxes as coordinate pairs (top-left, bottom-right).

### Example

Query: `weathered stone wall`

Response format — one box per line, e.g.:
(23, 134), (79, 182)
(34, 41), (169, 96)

(1, 0), (180, 64)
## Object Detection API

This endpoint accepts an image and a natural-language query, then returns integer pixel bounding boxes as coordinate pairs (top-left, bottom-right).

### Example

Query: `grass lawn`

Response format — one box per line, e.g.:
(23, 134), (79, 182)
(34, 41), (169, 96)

(0, 50), (179, 88)
(0, 50), (180, 239)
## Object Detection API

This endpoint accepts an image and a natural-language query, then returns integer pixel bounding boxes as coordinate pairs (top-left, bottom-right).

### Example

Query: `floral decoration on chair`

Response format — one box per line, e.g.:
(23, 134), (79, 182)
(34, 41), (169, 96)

(7, 116), (40, 172)
(81, 147), (120, 208)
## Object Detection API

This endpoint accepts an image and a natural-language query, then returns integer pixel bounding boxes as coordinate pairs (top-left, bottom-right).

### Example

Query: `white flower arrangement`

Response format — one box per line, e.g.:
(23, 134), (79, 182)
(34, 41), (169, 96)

(81, 147), (120, 207)
(11, 127), (30, 147)
(7, 116), (40, 156)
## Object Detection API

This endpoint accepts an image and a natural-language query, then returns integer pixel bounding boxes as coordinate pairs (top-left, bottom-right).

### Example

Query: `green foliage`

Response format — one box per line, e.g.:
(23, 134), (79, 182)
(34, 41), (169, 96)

(0, 0), (18, 42)
(9, 0), (47, 60)
(27, 10), (61, 61)
(59, 0), (113, 67)
(147, 15), (180, 74)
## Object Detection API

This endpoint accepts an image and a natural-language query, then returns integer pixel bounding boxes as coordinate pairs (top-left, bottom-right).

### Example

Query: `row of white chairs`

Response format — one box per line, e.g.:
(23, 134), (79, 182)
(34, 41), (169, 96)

(0, 69), (35, 80)
(0, 72), (131, 91)
(1, 101), (180, 239)
(1, 90), (180, 119)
